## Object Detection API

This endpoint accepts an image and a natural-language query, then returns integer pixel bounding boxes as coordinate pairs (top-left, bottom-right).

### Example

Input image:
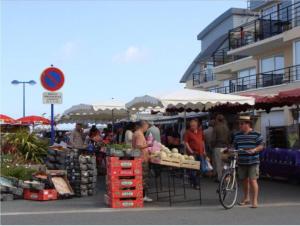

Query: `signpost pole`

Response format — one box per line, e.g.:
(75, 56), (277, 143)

(40, 65), (64, 145)
(51, 104), (55, 145)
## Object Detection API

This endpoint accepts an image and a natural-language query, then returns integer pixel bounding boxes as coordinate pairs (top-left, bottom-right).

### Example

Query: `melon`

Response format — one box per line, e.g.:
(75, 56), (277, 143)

(171, 148), (179, 153)
(171, 153), (179, 159)
(189, 156), (195, 161)
(159, 152), (167, 159)
(178, 155), (185, 161)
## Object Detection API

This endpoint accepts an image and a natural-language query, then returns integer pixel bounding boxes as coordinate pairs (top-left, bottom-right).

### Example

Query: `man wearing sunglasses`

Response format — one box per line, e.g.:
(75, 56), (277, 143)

(233, 115), (264, 208)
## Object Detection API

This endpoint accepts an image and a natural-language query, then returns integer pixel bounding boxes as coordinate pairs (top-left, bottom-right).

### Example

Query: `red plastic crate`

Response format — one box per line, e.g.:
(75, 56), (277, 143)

(104, 194), (144, 208)
(107, 189), (143, 199)
(107, 157), (142, 169)
(106, 176), (143, 190)
(23, 189), (58, 201)
(107, 167), (142, 177)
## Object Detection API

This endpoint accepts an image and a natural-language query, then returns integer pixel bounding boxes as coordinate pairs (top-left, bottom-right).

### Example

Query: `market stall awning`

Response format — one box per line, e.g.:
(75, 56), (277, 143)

(210, 89), (300, 113)
(278, 88), (300, 102)
(0, 114), (16, 124)
(16, 116), (51, 125)
(159, 89), (255, 112)
(92, 100), (128, 122)
(125, 95), (164, 112)
(60, 100), (129, 124)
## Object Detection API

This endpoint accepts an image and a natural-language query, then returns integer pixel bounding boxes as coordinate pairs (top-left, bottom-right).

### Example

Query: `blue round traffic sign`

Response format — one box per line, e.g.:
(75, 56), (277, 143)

(40, 67), (65, 91)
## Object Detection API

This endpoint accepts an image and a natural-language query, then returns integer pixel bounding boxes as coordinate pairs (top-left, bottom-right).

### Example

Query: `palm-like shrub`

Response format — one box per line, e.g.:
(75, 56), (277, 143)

(3, 129), (47, 164)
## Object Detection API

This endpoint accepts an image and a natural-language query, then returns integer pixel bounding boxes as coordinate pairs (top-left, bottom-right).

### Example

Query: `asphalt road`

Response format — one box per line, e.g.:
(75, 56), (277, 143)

(1, 177), (300, 225)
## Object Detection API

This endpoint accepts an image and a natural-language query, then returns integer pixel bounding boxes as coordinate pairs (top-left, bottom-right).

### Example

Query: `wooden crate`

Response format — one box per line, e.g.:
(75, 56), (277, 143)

(180, 160), (200, 170)
(150, 156), (181, 168)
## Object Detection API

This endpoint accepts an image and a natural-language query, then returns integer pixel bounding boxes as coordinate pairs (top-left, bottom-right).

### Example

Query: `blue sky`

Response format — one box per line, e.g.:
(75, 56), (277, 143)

(1, 0), (246, 119)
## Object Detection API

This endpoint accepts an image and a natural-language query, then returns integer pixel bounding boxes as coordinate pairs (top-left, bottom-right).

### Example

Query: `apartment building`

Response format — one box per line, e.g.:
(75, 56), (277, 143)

(180, 8), (257, 89)
(180, 0), (300, 141)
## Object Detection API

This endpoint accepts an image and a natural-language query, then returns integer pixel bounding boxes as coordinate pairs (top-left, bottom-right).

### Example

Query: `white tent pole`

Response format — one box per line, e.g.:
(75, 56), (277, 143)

(127, 110), (130, 121)
(112, 109), (115, 135)
(183, 107), (187, 154)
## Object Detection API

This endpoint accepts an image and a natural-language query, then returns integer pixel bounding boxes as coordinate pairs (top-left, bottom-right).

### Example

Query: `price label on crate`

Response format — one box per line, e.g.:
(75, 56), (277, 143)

(122, 202), (134, 207)
(121, 162), (132, 167)
(121, 181), (133, 186)
(122, 191), (133, 196)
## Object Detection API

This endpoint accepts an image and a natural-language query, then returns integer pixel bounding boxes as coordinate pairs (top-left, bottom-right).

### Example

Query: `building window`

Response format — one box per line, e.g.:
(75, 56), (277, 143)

(295, 40), (300, 80)
(261, 4), (280, 20)
(209, 87), (217, 93)
(295, 1), (300, 26)
(261, 55), (284, 87)
(221, 80), (236, 94)
(237, 68), (256, 91)
(204, 63), (214, 82)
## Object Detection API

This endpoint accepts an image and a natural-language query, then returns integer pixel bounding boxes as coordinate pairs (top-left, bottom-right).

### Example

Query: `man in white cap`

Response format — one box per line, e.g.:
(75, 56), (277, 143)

(233, 115), (264, 208)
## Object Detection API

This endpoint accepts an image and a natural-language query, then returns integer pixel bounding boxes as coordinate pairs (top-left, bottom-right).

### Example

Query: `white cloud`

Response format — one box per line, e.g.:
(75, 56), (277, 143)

(61, 41), (77, 59)
(113, 46), (149, 63)
(54, 41), (79, 64)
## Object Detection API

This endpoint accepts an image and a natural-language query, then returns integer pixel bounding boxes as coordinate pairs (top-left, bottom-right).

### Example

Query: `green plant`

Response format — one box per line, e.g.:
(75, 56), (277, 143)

(3, 129), (47, 164)
(0, 164), (36, 181)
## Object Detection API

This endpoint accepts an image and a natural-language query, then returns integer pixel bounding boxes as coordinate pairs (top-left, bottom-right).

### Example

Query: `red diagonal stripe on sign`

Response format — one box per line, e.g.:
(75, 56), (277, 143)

(45, 73), (59, 86)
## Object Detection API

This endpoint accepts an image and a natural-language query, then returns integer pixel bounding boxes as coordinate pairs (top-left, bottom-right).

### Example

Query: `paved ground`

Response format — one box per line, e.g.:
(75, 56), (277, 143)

(1, 176), (300, 225)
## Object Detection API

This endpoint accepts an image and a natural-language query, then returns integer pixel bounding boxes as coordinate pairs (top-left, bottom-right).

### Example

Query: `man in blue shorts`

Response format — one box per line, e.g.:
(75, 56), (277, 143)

(233, 115), (264, 208)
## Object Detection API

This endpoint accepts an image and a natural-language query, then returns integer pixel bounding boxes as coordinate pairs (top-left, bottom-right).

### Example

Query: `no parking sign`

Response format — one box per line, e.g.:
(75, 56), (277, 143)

(40, 66), (65, 145)
(40, 67), (65, 92)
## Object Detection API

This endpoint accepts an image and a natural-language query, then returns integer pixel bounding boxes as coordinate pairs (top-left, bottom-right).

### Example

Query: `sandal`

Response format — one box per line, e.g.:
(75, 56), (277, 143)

(250, 204), (258, 208)
(238, 200), (250, 206)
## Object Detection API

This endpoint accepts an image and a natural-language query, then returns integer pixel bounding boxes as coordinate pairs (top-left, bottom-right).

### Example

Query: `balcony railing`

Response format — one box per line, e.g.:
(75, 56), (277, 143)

(211, 64), (300, 94)
(192, 71), (214, 86)
(229, 2), (300, 50)
(212, 47), (247, 67)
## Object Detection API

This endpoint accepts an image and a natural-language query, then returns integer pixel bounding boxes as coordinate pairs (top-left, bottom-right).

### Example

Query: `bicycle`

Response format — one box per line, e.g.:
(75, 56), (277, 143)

(218, 149), (239, 209)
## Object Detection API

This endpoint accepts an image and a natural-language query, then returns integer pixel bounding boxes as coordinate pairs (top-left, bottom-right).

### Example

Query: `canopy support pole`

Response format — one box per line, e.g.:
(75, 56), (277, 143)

(183, 108), (187, 154)
(112, 109), (115, 136)
(297, 105), (300, 144)
(127, 110), (130, 121)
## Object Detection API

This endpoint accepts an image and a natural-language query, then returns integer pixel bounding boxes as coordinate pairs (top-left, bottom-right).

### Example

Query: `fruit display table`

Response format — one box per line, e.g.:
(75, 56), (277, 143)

(148, 163), (202, 206)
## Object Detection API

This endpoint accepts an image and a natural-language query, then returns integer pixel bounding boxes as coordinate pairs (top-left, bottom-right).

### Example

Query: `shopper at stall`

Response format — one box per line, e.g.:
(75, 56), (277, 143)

(85, 125), (101, 144)
(165, 126), (181, 150)
(132, 120), (152, 202)
(204, 119), (215, 160)
(69, 123), (85, 148)
(102, 127), (113, 144)
(146, 122), (161, 143)
(124, 122), (135, 147)
(233, 115), (264, 208)
(115, 126), (125, 144)
(211, 114), (231, 181)
(184, 119), (209, 188)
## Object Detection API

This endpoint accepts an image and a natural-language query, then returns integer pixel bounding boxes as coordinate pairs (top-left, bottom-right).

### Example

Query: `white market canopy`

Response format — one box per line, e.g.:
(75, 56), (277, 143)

(125, 95), (164, 112)
(59, 100), (128, 124)
(60, 89), (255, 124)
(125, 89), (255, 112)
(159, 89), (255, 111)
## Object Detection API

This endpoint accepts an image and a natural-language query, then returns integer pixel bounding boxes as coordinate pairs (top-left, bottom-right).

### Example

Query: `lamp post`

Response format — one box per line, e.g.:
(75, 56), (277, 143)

(11, 80), (36, 117)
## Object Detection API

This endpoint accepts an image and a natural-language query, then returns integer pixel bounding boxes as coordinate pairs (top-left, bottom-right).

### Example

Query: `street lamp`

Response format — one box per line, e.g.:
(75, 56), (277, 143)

(11, 80), (36, 117)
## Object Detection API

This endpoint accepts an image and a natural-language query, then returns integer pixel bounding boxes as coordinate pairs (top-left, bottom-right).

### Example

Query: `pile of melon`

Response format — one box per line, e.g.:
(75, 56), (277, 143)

(150, 145), (195, 161)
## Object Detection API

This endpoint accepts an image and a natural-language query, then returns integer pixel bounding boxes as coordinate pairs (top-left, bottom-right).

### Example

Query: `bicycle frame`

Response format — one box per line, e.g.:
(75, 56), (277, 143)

(224, 153), (238, 190)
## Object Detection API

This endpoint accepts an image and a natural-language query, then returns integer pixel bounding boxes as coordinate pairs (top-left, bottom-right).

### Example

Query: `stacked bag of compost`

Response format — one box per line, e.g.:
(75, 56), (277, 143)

(46, 147), (71, 170)
(0, 177), (24, 201)
(46, 147), (97, 197)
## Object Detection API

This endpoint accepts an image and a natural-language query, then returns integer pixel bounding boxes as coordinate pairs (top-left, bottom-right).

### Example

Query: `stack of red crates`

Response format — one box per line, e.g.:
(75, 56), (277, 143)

(105, 156), (143, 208)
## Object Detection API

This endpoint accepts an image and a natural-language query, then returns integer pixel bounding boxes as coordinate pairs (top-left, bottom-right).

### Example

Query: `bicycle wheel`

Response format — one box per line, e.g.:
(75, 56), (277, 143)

(218, 170), (238, 209)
